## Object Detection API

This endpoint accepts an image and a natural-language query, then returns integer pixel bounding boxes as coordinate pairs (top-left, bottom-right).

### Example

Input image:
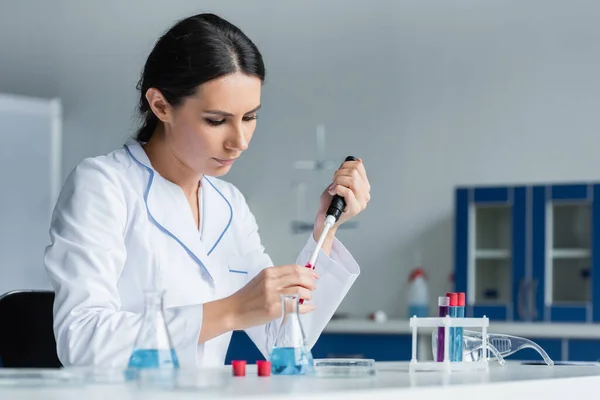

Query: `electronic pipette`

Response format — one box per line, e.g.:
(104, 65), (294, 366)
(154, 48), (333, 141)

(300, 156), (357, 304)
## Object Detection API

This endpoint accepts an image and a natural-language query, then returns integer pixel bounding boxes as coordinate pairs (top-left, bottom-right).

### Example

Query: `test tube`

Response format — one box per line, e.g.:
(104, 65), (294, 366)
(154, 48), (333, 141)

(436, 296), (449, 362)
(447, 293), (458, 362)
(455, 292), (465, 362)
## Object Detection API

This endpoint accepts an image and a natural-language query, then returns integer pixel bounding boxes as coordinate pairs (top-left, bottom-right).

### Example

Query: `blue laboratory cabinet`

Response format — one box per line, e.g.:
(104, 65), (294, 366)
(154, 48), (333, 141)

(225, 331), (600, 363)
(455, 183), (600, 323)
(225, 331), (413, 364)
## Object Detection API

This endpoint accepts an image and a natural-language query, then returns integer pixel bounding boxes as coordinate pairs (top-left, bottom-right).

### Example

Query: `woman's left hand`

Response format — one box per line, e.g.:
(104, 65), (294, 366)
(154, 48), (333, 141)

(314, 158), (371, 238)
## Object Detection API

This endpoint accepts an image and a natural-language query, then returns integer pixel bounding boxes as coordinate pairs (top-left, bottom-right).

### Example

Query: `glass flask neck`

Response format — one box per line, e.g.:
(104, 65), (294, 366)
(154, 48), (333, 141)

(274, 294), (308, 349)
(143, 290), (163, 311)
(133, 290), (173, 351)
(281, 294), (301, 317)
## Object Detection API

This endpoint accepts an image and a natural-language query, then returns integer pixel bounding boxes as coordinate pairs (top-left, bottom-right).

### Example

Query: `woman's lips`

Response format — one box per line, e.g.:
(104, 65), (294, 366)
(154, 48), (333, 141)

(213, 157), (237, 166)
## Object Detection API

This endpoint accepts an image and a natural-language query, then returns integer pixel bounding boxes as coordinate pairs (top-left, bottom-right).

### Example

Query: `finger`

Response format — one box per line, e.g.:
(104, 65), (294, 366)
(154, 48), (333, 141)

(333, 166), (369, 192)
(332, 167), (358, 180)
(267, 264), (317, 280)
(276, 266), (317, 290)
(278, 274), (316, 291)
(330, 179), (368, 210)
(336, 159), (366, 178)
(330, 175), (359, 194)
(355, 160), (371, 193)
(337, 162), (369, 190)
(279, 264), (319, 279)
(355, 158), (367, 181)
(329, 184), (361, 214)
(330, 176), (369, 207)
(281, 286), (313, 302)
(299, 303), (317, 314)
(339, 159), (360, 169)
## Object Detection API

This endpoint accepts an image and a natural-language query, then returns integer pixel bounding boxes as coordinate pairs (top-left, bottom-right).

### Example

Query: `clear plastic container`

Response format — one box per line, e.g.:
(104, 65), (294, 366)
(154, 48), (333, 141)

(313, 359), (376, 378)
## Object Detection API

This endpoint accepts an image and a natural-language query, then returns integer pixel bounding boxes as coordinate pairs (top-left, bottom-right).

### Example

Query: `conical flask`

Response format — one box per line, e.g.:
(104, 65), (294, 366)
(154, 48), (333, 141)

(269, 294), (314, 375)
(127, 290), (180, 373)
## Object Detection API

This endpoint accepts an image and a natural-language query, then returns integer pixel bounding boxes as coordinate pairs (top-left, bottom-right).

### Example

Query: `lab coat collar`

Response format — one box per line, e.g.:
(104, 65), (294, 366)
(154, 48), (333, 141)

(124, 140), (233, 284)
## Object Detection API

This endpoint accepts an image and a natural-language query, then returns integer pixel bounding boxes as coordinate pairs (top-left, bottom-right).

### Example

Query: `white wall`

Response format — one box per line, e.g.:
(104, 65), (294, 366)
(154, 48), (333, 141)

(2, 0), (600, 318)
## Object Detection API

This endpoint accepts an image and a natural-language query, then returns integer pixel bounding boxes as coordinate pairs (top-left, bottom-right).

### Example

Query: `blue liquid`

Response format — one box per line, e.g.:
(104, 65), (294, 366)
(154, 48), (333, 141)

(127, 349), (179, 369)
(448, 306), (458, 361)
(408, 304), (428, 318)
(125, 349), (179, 381)
(455, 306), (464, 361)
(270, 347), (314, 375)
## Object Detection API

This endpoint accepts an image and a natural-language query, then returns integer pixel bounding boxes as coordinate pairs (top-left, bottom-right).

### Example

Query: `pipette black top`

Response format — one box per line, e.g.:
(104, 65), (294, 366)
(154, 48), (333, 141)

(326, 156), (358, 222)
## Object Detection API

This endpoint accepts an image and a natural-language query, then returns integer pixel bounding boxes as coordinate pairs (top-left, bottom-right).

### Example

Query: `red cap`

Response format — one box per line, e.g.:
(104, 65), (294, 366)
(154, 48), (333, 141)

(457, 292), (465, 306)
(257, 360), (271, 377)
(409, 268), (425, 282)
(446, 292), (458, 306)
(232, 360), (246, 377)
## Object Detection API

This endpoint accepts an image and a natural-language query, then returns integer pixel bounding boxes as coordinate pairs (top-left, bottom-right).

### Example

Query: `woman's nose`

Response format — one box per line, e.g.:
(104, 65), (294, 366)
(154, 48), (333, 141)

(225, 125), (249, 151)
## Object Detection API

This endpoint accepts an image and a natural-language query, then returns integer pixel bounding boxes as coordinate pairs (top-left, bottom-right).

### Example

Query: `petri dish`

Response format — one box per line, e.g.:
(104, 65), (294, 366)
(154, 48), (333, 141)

(0, 369), (84, 387)
(313, 359), (376, 378)
(61, 366), (138, 384)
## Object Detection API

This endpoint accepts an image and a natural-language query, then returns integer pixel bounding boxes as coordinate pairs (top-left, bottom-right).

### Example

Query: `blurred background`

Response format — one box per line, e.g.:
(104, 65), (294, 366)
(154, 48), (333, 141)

(2, 0), (600, 364)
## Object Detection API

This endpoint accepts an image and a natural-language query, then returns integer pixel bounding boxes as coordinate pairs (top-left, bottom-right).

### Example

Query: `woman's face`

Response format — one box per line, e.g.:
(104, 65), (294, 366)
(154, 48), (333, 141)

(163, 72), (262, 177)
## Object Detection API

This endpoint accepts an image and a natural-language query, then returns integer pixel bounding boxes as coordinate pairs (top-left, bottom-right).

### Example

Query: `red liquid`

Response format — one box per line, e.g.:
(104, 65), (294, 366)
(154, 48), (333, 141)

(299, 263), (314, 304)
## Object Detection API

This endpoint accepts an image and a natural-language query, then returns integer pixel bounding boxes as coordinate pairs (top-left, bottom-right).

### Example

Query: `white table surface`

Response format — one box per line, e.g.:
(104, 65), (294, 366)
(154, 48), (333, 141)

(2, 361), (600, 400)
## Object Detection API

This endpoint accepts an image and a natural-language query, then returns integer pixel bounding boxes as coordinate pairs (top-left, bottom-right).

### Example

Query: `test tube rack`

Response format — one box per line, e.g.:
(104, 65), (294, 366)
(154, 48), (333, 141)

(409, 315), (490, 373)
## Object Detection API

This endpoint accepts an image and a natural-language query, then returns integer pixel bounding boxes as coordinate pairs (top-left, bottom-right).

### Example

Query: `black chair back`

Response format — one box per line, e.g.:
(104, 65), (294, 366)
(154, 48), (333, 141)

(0, 290), (62, 368)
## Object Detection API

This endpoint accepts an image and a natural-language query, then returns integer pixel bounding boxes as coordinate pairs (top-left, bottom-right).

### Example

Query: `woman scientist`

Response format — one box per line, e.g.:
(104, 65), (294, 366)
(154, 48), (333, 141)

(44, 13), (370, 368)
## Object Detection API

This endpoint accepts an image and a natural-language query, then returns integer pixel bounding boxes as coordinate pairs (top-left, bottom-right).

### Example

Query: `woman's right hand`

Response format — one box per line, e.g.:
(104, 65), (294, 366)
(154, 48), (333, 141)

(228, 264), (318, 330)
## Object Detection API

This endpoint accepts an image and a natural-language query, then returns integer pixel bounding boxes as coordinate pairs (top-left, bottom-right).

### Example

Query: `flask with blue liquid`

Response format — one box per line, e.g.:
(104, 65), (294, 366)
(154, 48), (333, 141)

(126, 290), (179, 380)
(269, 294), (314, 375)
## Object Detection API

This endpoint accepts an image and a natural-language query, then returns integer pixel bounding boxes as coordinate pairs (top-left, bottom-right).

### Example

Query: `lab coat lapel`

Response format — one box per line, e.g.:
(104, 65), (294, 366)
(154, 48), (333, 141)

(200, 176), (233, 258)
(124, 141), (221, 284)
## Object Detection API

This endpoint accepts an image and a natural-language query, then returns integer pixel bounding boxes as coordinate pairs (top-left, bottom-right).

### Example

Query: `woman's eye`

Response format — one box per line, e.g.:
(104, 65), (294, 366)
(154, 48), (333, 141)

(205, 118), (226, 126)
(205, 115), (257, 126)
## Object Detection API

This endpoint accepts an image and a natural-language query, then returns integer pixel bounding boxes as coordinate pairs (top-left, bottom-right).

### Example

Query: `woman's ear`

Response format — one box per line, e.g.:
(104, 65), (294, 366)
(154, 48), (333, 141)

(145, 88), (172, 123)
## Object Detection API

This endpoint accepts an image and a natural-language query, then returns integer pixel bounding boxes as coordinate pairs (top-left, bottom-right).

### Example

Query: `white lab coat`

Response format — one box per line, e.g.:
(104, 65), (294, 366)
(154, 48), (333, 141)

(44, 139), (360, 368)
